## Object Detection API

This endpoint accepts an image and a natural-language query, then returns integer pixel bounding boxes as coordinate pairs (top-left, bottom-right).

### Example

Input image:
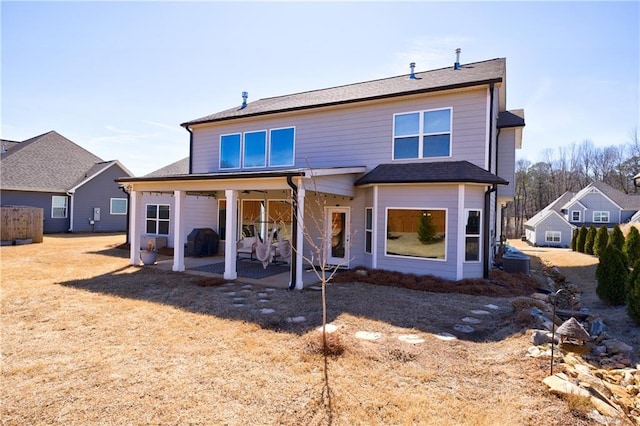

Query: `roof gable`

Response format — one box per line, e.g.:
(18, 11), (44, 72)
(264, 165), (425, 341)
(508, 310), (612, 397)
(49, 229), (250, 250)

(525, 192), (574, 226)
(525, 209), (572, 228)
(183, 58), (505, 126)
(145, 157), (190, 177)
(563, 181), (640, 211)
(497, 109), (525, 128)
(0, 131), (105, 193)
(354, 161), (508, 186)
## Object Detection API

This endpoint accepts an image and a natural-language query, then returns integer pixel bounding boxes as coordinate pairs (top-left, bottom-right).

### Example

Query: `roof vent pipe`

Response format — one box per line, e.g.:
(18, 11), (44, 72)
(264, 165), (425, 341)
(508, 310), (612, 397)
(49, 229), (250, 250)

(241, 91), (248, 109)
(409, 62), (416, 79)
(454, 48), (461, 70)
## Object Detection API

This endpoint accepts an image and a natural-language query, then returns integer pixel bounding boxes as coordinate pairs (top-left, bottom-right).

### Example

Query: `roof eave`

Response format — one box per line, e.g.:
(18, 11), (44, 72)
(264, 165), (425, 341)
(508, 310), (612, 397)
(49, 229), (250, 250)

(181, 78), (503, 128)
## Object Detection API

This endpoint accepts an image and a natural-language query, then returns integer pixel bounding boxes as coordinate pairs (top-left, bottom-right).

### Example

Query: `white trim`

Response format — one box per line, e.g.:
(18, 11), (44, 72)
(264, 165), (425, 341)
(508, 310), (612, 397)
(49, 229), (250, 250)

(384, 207), (448, 262)
(463, 208), (482, 263)
(219, 133), (242, 170)
(268, 126), (296, 167)
(294, 182), (305, 290)
(172, 190), (185, 272)
(224, 189), (238, 280)
(544, 230), (561, 243)
(68, 160), (134, 193)
(325, 206), (351, 267)
(570, 210), (581, 222)
(593, 211), (610, 223)
(110, 197), (128, 215)
(391, 107), (453, 160)
(242, 129), (267, 169)
(129, 190), (141, 265)
(51, 195), (68, 219)
(364, 207), (373, 255)
(456, 184), (465, 279)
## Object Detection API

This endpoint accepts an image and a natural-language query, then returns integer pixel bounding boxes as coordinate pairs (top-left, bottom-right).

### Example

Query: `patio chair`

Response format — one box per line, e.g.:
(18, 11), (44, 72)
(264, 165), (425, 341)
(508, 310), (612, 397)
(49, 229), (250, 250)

(237, 236), (257, 260)
(255, 227), (277, 269)
(275, 234), (292, 265)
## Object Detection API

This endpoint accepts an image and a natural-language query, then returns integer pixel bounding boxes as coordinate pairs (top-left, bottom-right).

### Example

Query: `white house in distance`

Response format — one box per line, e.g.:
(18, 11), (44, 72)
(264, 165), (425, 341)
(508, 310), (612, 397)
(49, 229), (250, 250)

(118, 53), (525, 289)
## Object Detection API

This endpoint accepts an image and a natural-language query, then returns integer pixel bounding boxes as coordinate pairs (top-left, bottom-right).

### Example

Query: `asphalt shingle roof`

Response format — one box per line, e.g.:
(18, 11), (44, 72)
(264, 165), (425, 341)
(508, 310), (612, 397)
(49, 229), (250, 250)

(0, 131), (105, 192)
(590, 181), (640, 210)
(497, 109), (525, 128)
(182, 58), (506, 126)
(354, 161), (508, 186)
(145, 157), (190, 177)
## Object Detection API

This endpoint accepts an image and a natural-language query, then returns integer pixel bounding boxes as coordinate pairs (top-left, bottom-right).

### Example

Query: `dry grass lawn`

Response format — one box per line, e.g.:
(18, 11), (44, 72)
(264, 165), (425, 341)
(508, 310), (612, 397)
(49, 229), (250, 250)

(1, 234), (599, 425)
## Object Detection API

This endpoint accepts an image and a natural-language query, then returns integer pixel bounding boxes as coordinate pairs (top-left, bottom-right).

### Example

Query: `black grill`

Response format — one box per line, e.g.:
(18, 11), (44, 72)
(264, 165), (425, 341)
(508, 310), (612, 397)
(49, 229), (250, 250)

(186, 228), (219, 257)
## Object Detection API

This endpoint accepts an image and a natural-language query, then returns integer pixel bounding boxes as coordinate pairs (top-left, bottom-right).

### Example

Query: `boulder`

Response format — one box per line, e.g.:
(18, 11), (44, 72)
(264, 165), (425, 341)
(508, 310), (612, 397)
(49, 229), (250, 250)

(542, 374), (591, 398)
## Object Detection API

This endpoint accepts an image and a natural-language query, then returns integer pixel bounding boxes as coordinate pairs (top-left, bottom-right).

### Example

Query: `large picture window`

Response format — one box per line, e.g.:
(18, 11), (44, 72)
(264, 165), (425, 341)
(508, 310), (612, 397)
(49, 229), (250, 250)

(593, 211), (609, 223)
(393, 108), (451, 159)
(51, 195), (68, 218)
(269, 127), (295, 167)
(386, 208), (446, 260)
(110, 198), (127, 215)
(146, 204), (170, 235)
(465, 209), (481, 262)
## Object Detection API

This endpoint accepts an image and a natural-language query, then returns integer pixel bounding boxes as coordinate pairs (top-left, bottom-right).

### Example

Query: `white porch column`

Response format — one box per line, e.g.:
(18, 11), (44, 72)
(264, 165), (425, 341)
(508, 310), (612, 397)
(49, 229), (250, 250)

(129, 189), (141, 265)
(294, 186), (305, 290)
(372, 186), (378, 269)
(224, 189), (238, 280)
(456, 184), (465, 280)
(172, 190), (186, 272)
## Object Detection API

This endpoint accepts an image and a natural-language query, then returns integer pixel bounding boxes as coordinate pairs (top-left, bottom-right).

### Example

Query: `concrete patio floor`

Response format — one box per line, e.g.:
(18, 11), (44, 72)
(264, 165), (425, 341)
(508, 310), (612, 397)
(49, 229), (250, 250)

(151, 255), (326, 289)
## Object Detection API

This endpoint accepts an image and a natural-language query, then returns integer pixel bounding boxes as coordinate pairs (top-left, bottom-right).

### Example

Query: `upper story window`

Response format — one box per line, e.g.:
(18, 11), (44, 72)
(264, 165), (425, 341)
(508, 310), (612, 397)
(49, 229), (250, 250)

(220, 127), (295, 170)
(393, 108), (452, 160)
(593, 211), (610, 223)
(51, 195), (68, 218)
(571, 211), (581, 222)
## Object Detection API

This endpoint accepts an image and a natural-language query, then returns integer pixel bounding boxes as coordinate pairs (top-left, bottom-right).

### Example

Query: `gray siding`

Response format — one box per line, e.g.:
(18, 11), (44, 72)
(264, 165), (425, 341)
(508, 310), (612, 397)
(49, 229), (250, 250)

(72, 164), (131, 232)
(191, 88), (489, 174)
(532, 213), (573, 247)
(497, 128), (516, 200)
(1, 190), (69, 233)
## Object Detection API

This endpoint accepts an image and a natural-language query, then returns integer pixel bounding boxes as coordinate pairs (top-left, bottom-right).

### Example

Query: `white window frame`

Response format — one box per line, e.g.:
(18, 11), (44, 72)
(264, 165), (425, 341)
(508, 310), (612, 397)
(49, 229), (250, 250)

(219, 133), (242, 170)
(464, 209), (481, 262)
(384, 207), (447, 262)
(392, 107), (452, 160)
(242, 130), (267, 168)
(110, 198), (127, 215)
(545, 231), (561, 243)
(364, 207), (373, 254)
(593, 211), (610, 223)
(268, 126), (296, 167)
(571, 210), (581, 222)
(51, 195), (68, 218)
(145, 203), (170, 236)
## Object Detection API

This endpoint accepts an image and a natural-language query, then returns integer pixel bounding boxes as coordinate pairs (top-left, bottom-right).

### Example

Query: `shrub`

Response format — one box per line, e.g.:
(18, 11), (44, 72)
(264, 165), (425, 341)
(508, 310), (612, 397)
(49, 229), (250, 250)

(596, 245), (629, 305)
(609, 224), (625, 251)
(576, 226), (588, 253)
(417, 211), (437, 244)
(623, 226), (640, 266)
(570, 228), (578, 251)
(593, 225), (609, 257)
(627, 260), (640, 324)
(584, 225), (597, 255)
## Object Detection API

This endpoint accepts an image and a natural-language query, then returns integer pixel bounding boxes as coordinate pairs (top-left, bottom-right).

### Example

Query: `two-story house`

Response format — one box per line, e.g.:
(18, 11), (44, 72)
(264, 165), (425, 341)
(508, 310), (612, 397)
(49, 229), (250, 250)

(524, 181), (640, 247)
(118, 56), (525, 289)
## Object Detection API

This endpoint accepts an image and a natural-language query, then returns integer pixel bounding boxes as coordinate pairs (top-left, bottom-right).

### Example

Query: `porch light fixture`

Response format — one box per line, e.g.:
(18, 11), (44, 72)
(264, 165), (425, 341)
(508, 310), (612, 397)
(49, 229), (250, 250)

(634, 173), (640, 188)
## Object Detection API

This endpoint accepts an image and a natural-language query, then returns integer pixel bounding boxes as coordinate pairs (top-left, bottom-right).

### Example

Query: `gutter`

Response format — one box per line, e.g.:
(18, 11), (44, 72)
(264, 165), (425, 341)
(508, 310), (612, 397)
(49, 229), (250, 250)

(286, 176), (298, 290)
(120, 185), (131, 244)
(66, 191), (75, 232)
(483, 184), (498, 279)
(185, 125), (194, 174)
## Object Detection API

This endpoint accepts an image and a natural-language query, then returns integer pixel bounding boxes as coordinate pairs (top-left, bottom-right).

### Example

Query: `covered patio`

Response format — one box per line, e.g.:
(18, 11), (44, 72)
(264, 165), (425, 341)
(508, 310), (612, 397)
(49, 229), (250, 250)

(118, 166), (365, 290)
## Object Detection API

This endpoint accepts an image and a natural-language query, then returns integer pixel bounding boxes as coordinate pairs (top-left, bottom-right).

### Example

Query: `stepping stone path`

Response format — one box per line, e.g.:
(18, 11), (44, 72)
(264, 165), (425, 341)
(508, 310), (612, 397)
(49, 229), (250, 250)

(232, 303), (245, 307)
(462, 316), (482, 324)
(398, 334), (425, 344)
(434, 332), (457, 341)
(259, 308), (275, 314)
(224, 291), (237, 296)
(316, 324), (338, 333)
(258, 299), (270, 303)
(257, 293), (268, 298)
(286, 316), (306, 323)
(470, 309), (491, 315)
(355, 331), (382, 341)
(232, 297), (244, 302)
(453, 324), (475, 333)
(484, 304), (501, 310)
(241, 285), (253, 289)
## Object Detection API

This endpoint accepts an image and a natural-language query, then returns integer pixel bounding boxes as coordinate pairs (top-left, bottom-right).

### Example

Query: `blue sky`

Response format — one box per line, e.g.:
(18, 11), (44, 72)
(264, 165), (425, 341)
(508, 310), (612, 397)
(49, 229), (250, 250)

(2, 1), (638, 176)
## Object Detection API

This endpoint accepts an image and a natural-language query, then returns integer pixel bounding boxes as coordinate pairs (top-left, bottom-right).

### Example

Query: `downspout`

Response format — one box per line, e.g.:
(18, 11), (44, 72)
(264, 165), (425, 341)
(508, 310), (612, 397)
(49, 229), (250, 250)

(185, 126), (194, 174)
(120, 185), (131, 245)
(484, 184), (497, 279)
(286, 176), (298, 290)
(66, 191), (74, 232)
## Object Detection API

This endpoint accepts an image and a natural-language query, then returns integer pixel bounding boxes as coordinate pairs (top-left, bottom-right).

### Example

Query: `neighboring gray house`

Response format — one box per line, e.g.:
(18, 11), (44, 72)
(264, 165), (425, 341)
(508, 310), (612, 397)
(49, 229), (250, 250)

(118, 56), (525, 288)
(525, 181), (640, 247)
(524, 192), (576, 247)
(1, 131), (133, 233)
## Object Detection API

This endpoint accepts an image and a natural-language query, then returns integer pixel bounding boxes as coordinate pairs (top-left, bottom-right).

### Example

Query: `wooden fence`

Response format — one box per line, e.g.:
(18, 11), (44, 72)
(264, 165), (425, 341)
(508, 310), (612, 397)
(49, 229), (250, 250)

(1, 206), (44, 244)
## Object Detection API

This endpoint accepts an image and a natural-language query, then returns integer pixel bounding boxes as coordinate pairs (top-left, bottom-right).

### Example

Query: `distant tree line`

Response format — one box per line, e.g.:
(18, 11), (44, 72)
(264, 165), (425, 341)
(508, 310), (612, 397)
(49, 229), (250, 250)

(504, 128), (640, 238)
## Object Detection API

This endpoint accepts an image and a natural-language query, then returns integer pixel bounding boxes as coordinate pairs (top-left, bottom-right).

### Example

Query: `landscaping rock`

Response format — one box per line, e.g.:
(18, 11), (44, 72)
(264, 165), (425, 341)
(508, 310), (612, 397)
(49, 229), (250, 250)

(542, 374), (591, 398)
(531, 329), (554, 346)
